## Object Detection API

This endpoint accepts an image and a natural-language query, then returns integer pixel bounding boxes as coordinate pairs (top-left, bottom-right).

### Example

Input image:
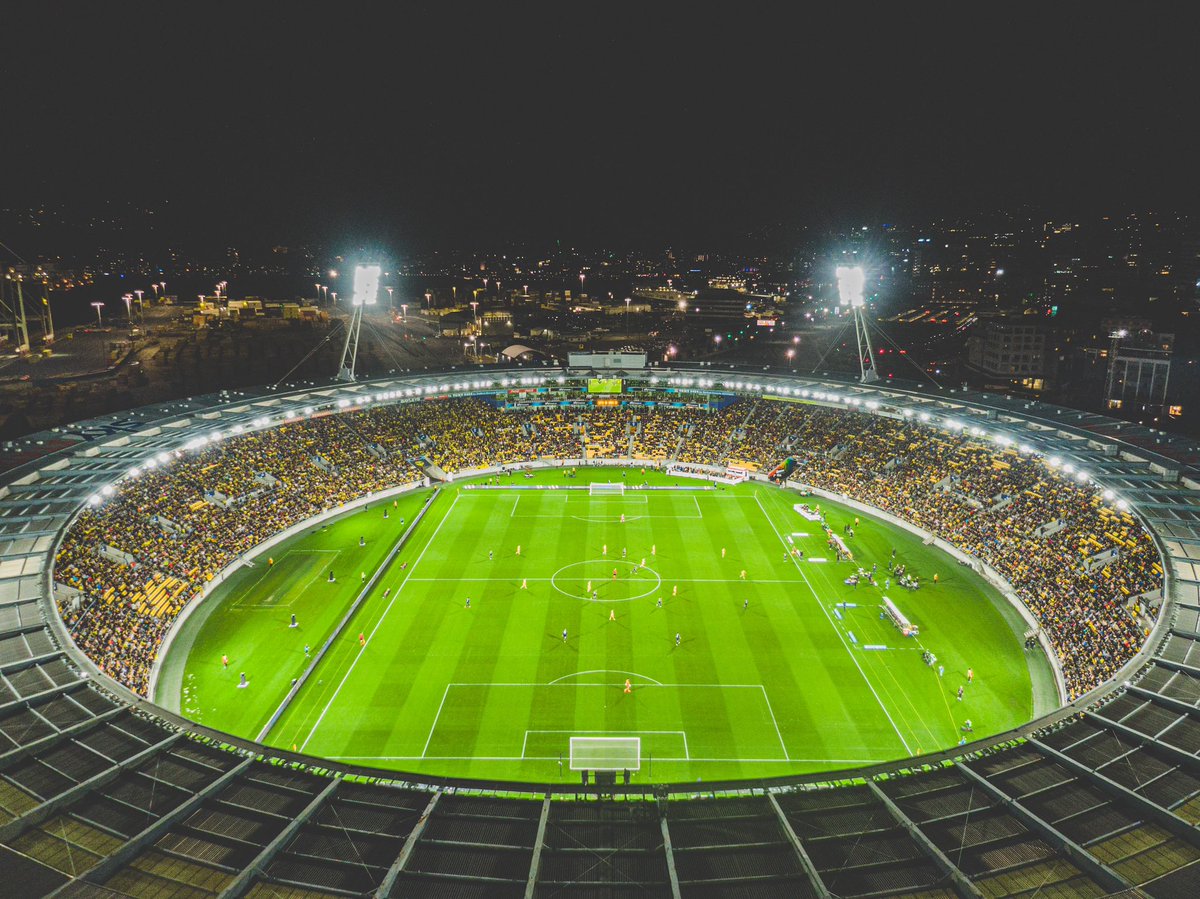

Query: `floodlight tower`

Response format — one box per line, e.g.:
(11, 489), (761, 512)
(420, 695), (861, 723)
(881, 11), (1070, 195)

(836, 265), (877, 383)
(337, 263), (381, 381)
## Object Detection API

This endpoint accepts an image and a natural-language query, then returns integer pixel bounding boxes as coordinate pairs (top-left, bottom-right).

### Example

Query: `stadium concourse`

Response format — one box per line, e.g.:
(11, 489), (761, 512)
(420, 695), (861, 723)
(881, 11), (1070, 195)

(0, 365), (1196, 896)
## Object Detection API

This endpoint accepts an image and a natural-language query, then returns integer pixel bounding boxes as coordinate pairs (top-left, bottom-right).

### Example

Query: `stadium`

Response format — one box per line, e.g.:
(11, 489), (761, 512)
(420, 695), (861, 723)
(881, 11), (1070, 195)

(2, 354), (1198, 897)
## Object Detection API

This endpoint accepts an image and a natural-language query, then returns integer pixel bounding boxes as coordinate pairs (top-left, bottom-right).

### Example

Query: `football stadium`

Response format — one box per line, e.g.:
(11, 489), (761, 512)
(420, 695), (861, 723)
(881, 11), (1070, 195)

(3, 356), (1199, 896)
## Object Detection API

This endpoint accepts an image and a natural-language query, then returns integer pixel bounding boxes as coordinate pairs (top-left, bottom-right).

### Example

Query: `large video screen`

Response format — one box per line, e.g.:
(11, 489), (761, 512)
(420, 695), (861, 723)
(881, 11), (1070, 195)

(587, 377), (623, 394)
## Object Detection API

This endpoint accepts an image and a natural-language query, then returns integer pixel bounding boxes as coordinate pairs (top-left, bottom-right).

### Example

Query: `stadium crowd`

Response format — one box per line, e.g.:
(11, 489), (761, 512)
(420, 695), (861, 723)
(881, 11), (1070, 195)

(56, 396), (1160, 700)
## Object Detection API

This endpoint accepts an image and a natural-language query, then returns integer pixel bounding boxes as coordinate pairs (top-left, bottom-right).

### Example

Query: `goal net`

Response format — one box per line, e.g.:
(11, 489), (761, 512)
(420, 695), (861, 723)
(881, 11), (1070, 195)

(589, 482), (626, 496)
(570, 736), (641, 771)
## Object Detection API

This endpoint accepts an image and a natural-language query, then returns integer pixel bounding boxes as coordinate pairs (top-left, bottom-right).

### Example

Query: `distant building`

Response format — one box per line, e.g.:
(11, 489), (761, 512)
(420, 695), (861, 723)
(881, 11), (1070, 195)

(1104, 329), (1173, 418)
(966, 318), (1047, 391)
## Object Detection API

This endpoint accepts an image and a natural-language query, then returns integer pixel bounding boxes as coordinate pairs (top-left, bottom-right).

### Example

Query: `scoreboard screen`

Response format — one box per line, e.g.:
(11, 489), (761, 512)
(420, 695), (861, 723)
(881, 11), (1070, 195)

(587, 378), (623, 394)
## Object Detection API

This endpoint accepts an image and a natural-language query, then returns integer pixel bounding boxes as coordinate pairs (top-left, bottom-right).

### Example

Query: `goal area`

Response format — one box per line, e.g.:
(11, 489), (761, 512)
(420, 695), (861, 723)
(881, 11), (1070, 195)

(569, 736), (641, 771)
(589, 482), (626, 496)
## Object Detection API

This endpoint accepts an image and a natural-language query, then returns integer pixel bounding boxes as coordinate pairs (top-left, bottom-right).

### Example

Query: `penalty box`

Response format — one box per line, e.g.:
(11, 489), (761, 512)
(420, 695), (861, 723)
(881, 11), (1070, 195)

(421, 682), (790, 763)
(507, 493), (703, 520)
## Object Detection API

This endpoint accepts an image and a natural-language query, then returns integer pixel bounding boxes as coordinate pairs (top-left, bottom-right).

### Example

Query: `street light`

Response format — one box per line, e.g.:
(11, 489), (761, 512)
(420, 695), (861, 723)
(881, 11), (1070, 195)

(400, 303), (408, 323)
(331, 292), (338, 304)
(122, 293), (133, 320)
(134, 289), (144, 318)
(470, 300), (479, 329)
(424, 290), (432, 309)
(90, 302), (105, 325)
(625, 297), (631, 333)
(385, 286), (394, 310)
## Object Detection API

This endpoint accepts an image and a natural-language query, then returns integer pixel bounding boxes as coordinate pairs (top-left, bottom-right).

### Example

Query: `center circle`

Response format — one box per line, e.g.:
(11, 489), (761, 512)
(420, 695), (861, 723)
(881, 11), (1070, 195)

(551, 559), (662, 602)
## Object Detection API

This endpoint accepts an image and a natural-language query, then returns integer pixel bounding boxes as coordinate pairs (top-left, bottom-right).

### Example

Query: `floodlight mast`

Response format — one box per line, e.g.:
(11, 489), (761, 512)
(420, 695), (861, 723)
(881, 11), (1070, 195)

(836, 265), (878, 383)
(337, 264), (382, 381)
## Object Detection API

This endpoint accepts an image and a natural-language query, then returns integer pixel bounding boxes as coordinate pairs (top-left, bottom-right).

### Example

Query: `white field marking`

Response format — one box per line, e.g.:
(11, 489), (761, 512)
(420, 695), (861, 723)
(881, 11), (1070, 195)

(423, 683), (787, 762)
(521, 730), (688, 760)
(759, 685), (790, 761)
(441, 682), (778, 688)
(328, 755), (880, 764)
(233, 549), (341, 609)
(549, 560), (661, 602)
(299, 494), (461, 753)
(548, 669), (664, 686)
(420, 684), (451, 758)
(404, 577), (804, 584)
(753, 491), (914, 756)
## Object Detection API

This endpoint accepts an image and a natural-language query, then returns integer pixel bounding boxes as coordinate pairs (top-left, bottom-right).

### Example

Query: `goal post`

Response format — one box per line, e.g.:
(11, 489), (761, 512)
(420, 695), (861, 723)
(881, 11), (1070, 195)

(569, 736), (641, 771)
(589, 482), (626, 496)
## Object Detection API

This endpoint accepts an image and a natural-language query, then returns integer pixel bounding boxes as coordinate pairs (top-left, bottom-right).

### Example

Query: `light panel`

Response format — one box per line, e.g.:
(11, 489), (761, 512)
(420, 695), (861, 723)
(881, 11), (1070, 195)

(835, 265), (866, 307)
(352, 264), (382, 306)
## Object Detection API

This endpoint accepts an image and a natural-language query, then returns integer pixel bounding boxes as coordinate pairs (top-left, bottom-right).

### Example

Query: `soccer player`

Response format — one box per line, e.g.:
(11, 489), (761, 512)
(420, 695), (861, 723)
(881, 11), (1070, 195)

(675, 632), (681, 647)
(488, 549), (493, 561)
(358, 632), (366, 646)
(289, 613), (298, 628)
(957, 686), (964, 701)
(516, 544), (521, 555)
(624, 678), (632, 694)
(609, 609), (616, 621)
(621, 547), (627, 558)
(221, 654), (228, 669)
(937, 664), (944, 678)
(359, 536), (365, 546)
(562, 628), (568, 643)
(587, 580), (593, 594)
(672, 584), (677, 597)
(933, 573), (939, 584)
(620, 513), (625, 523)
(361, 571), (366, 582)
(465, 597), (471, 608)
(656, 597), (662, 608)
(612, 568), (618, 580)
(521, 578), (528, 589)
(967, 667), (974, 683)
(721, 547), (726, 558)
(602, 544), (607, 556)
(238, 672), (248, 688)
(304, 644), (310, 658)
(383, 508), (388, 518)
(328, 570), (335, 583)
(739, 569), (747, 580)
(743, 598), (749, 610)
(651, 544), (656, 556)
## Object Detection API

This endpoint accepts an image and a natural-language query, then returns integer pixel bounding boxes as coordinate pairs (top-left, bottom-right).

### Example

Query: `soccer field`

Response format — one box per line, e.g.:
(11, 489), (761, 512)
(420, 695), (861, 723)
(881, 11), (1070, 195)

(158, 467), (1057, 784)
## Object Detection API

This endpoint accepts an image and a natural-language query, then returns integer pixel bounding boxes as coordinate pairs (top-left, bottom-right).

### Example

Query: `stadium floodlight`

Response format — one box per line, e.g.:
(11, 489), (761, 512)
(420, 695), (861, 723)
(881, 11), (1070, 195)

(351, 264), (381, 307)
(835, 265), (866, 307)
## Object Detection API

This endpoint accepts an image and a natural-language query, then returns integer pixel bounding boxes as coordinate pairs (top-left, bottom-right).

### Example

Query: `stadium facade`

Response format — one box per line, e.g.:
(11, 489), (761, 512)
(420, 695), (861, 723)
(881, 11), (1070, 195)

(1, 362), (1198, 896)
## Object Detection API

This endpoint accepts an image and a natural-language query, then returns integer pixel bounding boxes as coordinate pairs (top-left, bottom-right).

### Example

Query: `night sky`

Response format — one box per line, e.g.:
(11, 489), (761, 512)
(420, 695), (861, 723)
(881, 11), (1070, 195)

(5, 6), (1198, 251)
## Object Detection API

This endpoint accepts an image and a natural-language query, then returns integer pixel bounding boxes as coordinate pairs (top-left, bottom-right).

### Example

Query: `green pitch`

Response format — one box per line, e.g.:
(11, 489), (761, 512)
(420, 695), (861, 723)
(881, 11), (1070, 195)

(158, 467), (1057, 784)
